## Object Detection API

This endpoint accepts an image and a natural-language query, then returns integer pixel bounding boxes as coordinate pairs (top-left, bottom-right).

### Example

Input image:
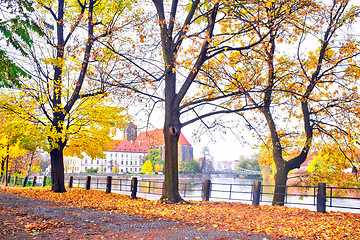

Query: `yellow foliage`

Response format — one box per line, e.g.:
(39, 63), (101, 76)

(141, 160), (153, 174)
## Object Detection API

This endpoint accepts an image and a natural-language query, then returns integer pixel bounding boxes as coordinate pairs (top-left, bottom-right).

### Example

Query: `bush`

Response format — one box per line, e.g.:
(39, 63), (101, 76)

(86, 168), (98, 173)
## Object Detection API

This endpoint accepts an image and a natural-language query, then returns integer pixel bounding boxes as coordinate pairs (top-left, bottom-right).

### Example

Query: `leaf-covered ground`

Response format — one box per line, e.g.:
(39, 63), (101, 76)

(1, 186), (359, 239)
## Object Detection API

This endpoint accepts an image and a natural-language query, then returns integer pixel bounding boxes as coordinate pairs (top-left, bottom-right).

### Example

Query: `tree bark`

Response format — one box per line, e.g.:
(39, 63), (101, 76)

(4, 143), (10, 186)
(27, 151), (35, 178)
(160, 62), (183, 202)
(161, 127), (183, 202)
(50, 142), (66, 192)
(0, 157), (4, 178)
(272, 163), (289, 206)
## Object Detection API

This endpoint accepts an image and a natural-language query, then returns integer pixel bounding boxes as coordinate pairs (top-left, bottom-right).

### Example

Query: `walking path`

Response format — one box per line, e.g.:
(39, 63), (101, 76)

(0, 192), (298, 240)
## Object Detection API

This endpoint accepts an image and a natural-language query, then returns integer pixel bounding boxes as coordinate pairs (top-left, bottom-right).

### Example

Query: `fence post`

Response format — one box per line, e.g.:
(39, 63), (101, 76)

(131, 177), (138, 199)
(42, 176), (47, 187)
(106, 176), (112, 194)
(317, 182), (326, 213)
(202, 179), (211, 201)
(23, 176), (28, 187)
(85, 176), (91, 190)
(32, 176), (37, 187)
(14, 176), (18, 186)
(67, 176), (73, 188)
(252, 181), (262, 206)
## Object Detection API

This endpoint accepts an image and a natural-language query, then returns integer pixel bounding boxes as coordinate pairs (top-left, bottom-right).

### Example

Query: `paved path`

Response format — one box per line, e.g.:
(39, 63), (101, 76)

(0, 192), (297, 239)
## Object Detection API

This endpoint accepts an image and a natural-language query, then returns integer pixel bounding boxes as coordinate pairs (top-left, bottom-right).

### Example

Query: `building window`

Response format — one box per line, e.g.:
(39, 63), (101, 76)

(121, 161), (123, 165)
(110, 154), (112, 157)
(134, 168), (137, 172)
(104, 168), (107, 172)
(134, 161), (137, 165)
(97, 160), (99, 164)
(121, 169), (123, 172)
(115, 154), (117, 157)
(130, 161), (132, 165)
(130, 168), (132, 172)
(126, 168), (128, 172)
(85, 167), (87, 170)
(85, 159), (87, 164)
(91, 160), (93, 164)
(105, 160), (107, 164)
(126, 161), (128, 165)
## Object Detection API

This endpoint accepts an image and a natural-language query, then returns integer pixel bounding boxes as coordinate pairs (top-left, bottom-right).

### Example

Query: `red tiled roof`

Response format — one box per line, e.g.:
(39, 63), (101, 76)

(136, 129), (191, 147)
(107, 140), (148, 153)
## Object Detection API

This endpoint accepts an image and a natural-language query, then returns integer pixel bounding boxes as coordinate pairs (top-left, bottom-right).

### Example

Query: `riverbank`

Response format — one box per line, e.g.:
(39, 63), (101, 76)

(1, 186), (359, 239)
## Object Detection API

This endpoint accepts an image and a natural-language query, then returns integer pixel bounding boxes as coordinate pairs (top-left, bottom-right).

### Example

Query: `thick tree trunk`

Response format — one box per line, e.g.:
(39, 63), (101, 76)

(50, 143), (66, 192)
(272, 164), (289, 206)
(161, 127), (183, 202)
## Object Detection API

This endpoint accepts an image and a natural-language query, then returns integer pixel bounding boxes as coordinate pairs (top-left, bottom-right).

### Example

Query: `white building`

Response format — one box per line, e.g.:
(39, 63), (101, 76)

(64, 140), (149, 174)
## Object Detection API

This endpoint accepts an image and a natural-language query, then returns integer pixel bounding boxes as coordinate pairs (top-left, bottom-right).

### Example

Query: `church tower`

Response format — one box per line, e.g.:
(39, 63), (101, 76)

(123, 122), (137, 141)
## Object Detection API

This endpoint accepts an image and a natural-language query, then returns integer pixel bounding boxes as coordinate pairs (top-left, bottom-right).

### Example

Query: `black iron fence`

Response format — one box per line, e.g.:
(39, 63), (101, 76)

(4, 174), (360, 213)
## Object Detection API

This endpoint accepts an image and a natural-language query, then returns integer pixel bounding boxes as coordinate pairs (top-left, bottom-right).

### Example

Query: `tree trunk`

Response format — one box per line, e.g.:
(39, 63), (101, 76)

(161, 127), (183, 202)
(27, 151), (35, 177)
(4, 143), (10, 186)
(50, 143), (66, 192)
(4, 153), (9, 187)
(272, 164), (289, 206)
(0, 157), (4, 178)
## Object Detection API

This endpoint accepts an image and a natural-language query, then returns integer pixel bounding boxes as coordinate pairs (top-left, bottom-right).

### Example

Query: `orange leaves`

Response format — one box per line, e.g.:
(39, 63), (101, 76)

(25, 220), (65, 232)
(1, 186), (360, 240)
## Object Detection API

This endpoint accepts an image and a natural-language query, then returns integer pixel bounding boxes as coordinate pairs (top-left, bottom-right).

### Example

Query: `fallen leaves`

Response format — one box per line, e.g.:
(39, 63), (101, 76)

(25, 220), (65, 231)
(1, 186), (359, 240)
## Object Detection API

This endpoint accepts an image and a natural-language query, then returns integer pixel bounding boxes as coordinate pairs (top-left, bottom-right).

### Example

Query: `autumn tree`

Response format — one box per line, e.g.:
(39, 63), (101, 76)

(179, 158), (201, 173)
(141, 159), (154, 174)
(0, 94), (45, 185)
(226, 0), (360, 205)
(143, 148), (164, 173)
(3, 0), (134, 192)
(300, 144), (360, 188)
(105, 0), (271, 202)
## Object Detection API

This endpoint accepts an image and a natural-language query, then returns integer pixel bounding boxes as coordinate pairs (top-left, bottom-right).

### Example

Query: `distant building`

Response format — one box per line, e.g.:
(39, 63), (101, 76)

(64, 122), (193, 173)
(64, 139), (148, 174)
(123, 122), (137, 141)
(136, 128), (193, 164)
(215, 161), (236, 172)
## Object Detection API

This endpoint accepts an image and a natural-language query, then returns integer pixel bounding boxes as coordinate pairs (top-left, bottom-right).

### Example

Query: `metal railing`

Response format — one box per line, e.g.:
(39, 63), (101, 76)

(7, 174), (360, 213)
